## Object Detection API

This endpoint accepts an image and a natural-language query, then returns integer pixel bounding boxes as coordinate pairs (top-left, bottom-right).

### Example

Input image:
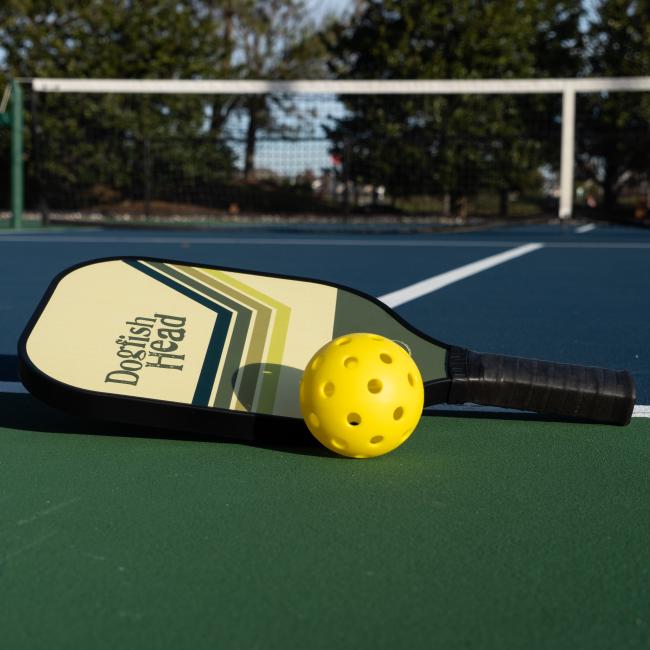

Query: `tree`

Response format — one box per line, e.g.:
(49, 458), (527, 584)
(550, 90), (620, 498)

(0, 0), (236, 211)
(324, 0), (584, 217)
(226, 0), (328, 180)
(578, 0), (650, 212)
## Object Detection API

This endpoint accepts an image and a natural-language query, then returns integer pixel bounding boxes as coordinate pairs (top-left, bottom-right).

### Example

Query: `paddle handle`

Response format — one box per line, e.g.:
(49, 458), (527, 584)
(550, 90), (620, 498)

(447, 347), (636, 425)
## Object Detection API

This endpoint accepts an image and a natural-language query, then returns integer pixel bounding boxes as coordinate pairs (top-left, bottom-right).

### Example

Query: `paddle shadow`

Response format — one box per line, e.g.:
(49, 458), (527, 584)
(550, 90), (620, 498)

(1, 356), (589, 462)
(0, 391), (332, 458)
(424, 407), (597, 425)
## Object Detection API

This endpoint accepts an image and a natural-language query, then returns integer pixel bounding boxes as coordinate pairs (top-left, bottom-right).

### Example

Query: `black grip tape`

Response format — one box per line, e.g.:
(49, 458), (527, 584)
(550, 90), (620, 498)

(447, 347), (636, 425)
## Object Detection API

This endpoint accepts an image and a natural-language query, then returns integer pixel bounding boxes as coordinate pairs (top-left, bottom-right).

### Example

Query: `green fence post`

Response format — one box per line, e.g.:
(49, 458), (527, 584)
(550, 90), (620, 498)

(10, 80), (24, 229)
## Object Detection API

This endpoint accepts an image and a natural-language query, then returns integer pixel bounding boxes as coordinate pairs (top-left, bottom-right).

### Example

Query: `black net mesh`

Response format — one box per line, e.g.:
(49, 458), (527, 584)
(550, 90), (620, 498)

(20, 87), (647, 225)
(573, 91), (650, 224)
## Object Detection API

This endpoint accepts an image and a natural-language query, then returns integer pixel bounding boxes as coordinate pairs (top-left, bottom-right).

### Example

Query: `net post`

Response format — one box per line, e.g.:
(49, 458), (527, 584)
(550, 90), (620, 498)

(559, 86), (576, 220)
(10, 80), (24, 229)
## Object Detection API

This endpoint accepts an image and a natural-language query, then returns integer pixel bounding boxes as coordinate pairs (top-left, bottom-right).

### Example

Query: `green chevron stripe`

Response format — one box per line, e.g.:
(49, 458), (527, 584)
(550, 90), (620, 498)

(208, 270), (291, 414)
(183, 266), (273, 412)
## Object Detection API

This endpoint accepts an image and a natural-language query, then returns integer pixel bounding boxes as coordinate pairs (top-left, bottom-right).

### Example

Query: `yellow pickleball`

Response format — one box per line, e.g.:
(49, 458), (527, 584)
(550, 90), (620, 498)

(299, 333), (424, 458)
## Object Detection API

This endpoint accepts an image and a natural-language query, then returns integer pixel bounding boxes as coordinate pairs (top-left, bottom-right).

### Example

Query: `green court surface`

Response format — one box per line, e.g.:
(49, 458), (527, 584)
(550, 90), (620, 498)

(1, 223), (649, 649)
(1, 394), (648, 649)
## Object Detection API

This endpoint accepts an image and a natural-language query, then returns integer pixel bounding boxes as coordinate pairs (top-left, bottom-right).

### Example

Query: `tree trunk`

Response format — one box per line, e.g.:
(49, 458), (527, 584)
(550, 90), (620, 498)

(602, 158), (621, 213)
(244, 102), (258, 181)
(210, 1), (234, 135)
(451, 192), (467, 219)
(499, 189), (509, 217)
(602, 172), (617, 213)
(443, 192), (451, 217)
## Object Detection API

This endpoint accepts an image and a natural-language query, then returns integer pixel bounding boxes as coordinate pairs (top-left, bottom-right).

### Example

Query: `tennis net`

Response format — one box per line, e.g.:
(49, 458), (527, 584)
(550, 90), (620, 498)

(15, 78), (650, 227)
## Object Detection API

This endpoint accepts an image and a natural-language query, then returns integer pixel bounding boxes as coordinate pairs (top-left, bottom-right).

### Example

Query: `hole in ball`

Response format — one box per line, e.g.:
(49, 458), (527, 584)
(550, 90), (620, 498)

(336, 336), (351, 346)
(347, 413), (362, 426)
(311, 356), (322, 371)
(344, 357), (358, 369)
(367, 379), (382, 393)
(407, 373), (414, 386)
(370, 435), (384, 444)
(380, 353), (392, 364)
(323, 382), (335, 397)
(393, 407), (404, 420)
(330, 437), (347, 450)
(308, 413), (320, 428)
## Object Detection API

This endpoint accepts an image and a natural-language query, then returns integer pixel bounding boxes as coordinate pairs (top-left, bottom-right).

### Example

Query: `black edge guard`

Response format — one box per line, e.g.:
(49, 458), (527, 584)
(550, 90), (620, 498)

(446, 347), (636, 425)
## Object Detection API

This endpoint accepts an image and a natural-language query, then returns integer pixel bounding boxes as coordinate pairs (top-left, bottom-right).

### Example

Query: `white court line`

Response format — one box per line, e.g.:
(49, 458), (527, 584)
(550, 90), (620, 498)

(379, 243), (543, 307)
(1, 380), (647, 418)
(1, 235), (650, 249)
(0, 381), (26, 393)
(633, 405), (650, 418)
(0, 235), (509, 246)
(575, 223), (596, 234)
(1, 381), (647, 417)
(430, 404), (650, 418)
(543, 242), (650, 249)
(0, 235), (526, 246)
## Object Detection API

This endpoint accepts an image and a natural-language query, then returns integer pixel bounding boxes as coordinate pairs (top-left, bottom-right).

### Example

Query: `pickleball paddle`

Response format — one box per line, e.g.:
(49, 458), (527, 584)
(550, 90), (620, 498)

(18, 257), (635, 444)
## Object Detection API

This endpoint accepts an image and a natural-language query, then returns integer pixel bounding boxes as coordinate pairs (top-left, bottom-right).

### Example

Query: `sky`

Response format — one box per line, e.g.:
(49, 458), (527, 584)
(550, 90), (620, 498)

(308, 0), (352, 23)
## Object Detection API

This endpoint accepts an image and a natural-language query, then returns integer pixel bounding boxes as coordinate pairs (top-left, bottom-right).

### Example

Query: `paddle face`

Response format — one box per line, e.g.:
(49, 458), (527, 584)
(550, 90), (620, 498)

(19, 258), (448, 434)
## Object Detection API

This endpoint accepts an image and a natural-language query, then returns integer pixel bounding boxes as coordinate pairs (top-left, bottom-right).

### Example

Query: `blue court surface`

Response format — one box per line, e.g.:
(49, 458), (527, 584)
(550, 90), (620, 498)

(1, 221), (648, 401)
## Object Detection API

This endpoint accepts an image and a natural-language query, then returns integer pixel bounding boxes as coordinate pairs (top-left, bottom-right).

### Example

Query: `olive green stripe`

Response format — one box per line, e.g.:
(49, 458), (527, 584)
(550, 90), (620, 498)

(181, 266), (273, 412)
(333, 290), (446, 380)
